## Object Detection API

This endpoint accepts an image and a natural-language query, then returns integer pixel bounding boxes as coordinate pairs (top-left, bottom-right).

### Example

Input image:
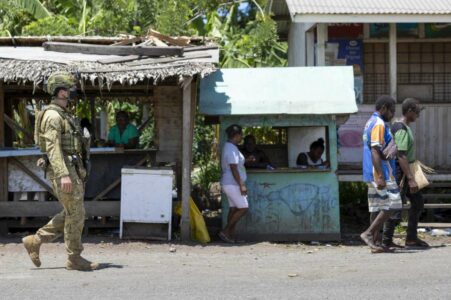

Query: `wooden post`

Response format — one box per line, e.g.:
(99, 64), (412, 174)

(363, 24), (370, 39)
(4, 93), (12, 147)
(419, 23), (425, 39)
(0, 83), (6, 233)
(306, 29), (315, 67)
(0, 83), (7, 200)
(0, 82), (4, 148)
(100, 107), (108, 140)
(142, 103), (150, 122)
(389, 23), (397, 100)
(316, 24), (328, 66)
(288, 22), (306, 66)
(180, 76), (194, 241)
(90, 97), (97, 140)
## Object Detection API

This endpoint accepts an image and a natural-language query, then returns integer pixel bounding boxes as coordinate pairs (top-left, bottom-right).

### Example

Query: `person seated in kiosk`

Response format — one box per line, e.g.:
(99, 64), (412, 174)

(107, 111), (139, 149)
(241, 135), (273, 169)
(296, 138), (330, 169)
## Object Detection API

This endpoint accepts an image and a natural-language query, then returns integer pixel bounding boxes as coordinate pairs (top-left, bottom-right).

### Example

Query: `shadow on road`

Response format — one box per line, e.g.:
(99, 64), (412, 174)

(31, 267), (66, 271)
(97, 263), (124, 270)
(30, 263), (124, 271)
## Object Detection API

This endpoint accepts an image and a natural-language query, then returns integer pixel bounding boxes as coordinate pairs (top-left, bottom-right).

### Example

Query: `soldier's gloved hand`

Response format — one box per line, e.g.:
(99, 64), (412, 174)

(61, 176), (73, 193)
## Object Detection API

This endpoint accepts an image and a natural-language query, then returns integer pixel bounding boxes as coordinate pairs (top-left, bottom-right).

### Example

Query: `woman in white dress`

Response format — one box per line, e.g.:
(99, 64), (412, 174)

(219, 124), (249, 243)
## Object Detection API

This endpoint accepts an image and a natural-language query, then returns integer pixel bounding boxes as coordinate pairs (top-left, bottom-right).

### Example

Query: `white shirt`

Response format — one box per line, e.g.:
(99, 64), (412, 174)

(221, 142), (247, 186)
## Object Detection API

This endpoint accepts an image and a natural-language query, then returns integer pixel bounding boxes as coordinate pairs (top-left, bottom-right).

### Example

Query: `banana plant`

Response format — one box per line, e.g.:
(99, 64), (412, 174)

(6, 0), (52, 19)
(196, 1), (287, 68)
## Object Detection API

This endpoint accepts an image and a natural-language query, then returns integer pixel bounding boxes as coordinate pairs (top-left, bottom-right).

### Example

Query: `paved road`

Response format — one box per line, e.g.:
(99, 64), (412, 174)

(1, 237), (451, 300)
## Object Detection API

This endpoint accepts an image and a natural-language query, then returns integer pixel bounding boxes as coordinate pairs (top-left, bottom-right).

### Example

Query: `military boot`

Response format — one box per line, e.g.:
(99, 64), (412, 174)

(66, 255), (99, 271)
(22, 235), (42, 267)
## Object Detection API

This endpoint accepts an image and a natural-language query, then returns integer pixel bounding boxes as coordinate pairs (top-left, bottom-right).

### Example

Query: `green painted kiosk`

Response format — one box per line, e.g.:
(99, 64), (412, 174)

(200, 67), (358, 241)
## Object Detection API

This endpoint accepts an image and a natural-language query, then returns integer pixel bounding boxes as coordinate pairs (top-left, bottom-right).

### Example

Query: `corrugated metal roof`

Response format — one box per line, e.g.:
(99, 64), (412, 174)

(199, 67), (357, 116)
(286, 0), (451, 15)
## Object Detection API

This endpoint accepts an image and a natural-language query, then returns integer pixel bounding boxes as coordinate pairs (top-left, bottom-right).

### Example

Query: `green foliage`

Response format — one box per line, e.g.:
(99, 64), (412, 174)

(75, 98), (91, 120)
(193, 160), (221, 195)
(339, 182), (368, 206)
(192, 115), (220, 196)
(23, 15), (77, 35)
(1, 0), (157, 36)
(10, 100), (33, 147)
(193, 115), (217, 164)
(243, 127), (287, 145)
(0, 1), (34, 35)
(1, 0), (288, 69)
(4, 0), (51, 19)
(88, 0), (138, 35)
(154, 0), (193, 36)
(201, 1), (288, 68)
(139, 121), (155, 149)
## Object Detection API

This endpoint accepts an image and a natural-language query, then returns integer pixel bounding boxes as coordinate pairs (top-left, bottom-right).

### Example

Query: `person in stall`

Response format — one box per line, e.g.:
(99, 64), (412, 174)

(241, 135), (272, 169)
(107, 111), (139, 149)
(296, 138), (330, 169)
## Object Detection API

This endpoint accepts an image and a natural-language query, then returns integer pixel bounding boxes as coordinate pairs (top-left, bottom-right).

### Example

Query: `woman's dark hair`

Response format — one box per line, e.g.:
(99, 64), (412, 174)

(116, 110), (129, 121)
(310, 138), (325, 151)
(225, 124), (243, 139)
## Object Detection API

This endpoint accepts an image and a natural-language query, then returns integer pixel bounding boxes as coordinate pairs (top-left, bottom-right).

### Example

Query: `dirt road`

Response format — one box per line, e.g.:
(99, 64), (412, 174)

(1, 236), (451, 299)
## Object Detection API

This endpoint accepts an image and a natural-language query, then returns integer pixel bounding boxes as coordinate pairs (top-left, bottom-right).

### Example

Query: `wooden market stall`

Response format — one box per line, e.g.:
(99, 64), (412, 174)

(199, 66), (357, 241)
(272, 0), (451, 174)
(271, 0), (451, 226)
(0, 35), (218, 239)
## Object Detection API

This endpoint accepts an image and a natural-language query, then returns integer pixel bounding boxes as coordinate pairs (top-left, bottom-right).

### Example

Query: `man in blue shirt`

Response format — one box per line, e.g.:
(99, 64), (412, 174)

(361, 95), (402, 253)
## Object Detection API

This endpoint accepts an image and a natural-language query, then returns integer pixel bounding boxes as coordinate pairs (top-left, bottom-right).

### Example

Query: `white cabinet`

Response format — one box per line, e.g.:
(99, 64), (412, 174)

(120, 168), (173, 240)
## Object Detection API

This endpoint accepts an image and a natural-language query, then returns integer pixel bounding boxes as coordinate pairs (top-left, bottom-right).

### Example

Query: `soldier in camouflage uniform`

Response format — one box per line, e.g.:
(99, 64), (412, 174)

(22, 72), (98, 271)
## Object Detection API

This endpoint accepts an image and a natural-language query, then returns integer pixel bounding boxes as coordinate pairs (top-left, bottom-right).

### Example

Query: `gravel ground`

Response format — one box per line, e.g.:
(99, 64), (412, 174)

(1, 235), (451, 300)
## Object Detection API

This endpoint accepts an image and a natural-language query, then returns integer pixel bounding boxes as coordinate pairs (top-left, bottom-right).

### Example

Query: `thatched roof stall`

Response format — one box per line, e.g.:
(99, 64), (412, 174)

(0, 56), (215, 89)
(0, 35), (218, 240)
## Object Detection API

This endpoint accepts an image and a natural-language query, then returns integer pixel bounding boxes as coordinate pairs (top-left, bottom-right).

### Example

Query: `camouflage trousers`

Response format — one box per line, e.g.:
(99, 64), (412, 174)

(37, 174), (85, 258)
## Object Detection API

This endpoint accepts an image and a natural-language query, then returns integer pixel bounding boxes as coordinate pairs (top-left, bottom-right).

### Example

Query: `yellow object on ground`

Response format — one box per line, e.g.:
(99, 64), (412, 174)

(175, 198), (211, 244)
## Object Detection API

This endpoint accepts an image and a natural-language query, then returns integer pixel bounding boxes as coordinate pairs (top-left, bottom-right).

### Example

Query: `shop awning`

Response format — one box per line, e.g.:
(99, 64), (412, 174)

(199, 66), (357, 116)
(280, 0), (451, 23)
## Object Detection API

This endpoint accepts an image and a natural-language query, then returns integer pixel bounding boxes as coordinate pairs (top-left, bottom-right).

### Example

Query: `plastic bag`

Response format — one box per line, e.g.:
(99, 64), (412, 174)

(175, 198), (211, 244)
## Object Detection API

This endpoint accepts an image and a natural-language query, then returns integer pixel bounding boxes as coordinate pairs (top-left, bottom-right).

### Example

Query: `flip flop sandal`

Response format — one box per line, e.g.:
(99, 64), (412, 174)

(383, 242), (404, 249)
(219, 232), (235, 244)
(405, 239), (430, 249)
(371, 246), (395, 254)
(370, 247), (386, 254)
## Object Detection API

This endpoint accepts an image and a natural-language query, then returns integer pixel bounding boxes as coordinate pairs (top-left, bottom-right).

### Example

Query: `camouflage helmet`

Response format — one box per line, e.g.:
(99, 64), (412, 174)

(46, 71), (77, 95)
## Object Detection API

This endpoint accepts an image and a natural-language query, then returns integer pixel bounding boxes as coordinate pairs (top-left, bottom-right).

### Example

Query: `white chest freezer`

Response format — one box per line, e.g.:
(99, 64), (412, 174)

(120, 167), (173, 240)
